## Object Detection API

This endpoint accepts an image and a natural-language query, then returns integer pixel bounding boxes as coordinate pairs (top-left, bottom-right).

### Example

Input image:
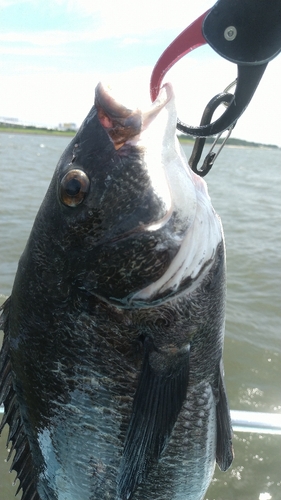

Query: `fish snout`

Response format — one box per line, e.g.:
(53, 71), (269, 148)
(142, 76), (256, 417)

(95, 82), (142, 149)
(95, 82), (174, 150)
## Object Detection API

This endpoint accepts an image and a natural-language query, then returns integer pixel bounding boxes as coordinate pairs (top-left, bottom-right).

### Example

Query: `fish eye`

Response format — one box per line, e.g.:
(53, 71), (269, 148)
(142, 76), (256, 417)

(60, 169), (90, 207)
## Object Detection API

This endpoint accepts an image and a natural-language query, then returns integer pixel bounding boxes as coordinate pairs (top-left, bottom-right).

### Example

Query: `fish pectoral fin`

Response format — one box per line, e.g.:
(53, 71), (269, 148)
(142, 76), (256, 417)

(216, 362), (234, 471)
(117, 338), (190, 500)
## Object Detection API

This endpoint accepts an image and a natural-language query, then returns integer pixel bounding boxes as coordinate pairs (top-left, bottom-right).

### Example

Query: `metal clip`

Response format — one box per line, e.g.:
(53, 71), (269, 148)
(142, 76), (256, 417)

(187, 90), (235, 176)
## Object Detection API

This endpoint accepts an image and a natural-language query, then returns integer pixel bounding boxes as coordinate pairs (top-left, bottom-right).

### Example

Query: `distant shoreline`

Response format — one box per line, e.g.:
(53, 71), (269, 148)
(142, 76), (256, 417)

(178, 135), (280, 150)
(0, 125), (279, 149)
(0, 126), (75, 137)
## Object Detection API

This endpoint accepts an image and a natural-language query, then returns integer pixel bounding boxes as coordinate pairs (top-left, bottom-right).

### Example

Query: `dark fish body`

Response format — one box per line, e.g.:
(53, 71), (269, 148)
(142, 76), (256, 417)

(0, 83), (233, 500)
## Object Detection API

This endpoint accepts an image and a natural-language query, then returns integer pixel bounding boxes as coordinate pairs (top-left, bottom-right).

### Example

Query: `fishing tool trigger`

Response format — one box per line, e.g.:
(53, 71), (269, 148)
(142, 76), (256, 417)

(150, 0), (281, 138)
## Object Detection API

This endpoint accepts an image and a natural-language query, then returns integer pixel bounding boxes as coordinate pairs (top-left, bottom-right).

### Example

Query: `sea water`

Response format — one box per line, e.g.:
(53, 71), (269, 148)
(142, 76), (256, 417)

(0, 133), (280, 500)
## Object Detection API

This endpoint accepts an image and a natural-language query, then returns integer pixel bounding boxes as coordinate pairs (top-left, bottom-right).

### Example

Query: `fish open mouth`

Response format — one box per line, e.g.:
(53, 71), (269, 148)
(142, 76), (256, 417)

(95, 82), (173, 149)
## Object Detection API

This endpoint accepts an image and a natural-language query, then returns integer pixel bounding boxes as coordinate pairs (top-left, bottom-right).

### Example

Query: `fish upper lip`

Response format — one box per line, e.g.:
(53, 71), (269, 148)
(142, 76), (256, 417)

(96, 81), (173, 118)
(95, 82), (142, 148)
(95, 81), (141, 122)
(95, 82), (173, 148)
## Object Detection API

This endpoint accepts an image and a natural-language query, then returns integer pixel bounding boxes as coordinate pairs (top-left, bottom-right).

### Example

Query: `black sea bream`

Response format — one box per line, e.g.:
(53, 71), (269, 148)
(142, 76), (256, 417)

(0, 82), (233, 500)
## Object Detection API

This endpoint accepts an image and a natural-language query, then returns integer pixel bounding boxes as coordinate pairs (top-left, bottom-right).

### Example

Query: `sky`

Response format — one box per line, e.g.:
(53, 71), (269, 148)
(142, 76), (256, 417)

(0, 0), (280, 146)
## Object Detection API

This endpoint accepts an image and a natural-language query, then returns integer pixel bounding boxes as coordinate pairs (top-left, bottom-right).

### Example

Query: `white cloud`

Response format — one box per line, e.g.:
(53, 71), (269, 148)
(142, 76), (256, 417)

(0, 45), (66, 56)
(0, 0), (27, 6)
(53, 0), (213, 38)
(0, 30), (103, 46)
(0, 30), (157, 53)
(0, 0), (213, 47)
(118, 37), (143, 47)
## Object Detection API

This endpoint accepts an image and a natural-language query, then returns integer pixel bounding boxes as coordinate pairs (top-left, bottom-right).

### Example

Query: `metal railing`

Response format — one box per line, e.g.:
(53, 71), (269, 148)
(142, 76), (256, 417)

(0, 405), (280, 435)
(230, 410), (281, 435)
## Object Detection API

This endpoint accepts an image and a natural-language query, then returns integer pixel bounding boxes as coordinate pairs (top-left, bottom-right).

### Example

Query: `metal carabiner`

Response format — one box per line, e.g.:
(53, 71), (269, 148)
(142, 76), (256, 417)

(187, 92), (235, 176)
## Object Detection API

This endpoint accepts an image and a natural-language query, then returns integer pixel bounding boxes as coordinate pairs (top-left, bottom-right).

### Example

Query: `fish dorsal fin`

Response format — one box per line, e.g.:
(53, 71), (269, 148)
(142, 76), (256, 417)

(0, 299), (40, 500)
(117, 337), (190, 500)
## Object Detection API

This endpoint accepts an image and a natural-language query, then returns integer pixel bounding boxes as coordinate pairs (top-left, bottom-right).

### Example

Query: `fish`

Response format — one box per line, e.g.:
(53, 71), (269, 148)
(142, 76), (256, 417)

(0, 81), (233, 500)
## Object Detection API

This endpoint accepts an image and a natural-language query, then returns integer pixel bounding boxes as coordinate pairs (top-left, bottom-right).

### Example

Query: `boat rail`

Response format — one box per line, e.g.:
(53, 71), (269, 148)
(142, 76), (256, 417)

(0, 405), (280, 435)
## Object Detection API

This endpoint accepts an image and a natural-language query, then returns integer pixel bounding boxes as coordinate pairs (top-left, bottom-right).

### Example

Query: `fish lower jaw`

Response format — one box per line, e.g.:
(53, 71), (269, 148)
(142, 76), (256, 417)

(141, 83), (174, 130)
(130, 208), (223, 305)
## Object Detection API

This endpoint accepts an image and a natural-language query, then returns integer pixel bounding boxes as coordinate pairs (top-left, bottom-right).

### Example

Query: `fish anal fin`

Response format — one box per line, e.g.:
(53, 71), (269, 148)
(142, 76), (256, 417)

(216, 362), (234, 471)
(117, 339), (190, 500)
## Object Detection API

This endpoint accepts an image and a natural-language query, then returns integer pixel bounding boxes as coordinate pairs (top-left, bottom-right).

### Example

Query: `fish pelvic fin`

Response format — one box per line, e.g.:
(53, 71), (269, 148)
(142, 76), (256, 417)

(0, 299), (40, 500)
(216, 361), (234, 471)
(117, 338), (190, 500)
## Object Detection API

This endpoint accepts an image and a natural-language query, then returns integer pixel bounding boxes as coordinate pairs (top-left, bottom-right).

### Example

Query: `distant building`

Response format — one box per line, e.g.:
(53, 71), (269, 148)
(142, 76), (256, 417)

(0, 116), (19, 124)
(57, 122), (78, 132)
